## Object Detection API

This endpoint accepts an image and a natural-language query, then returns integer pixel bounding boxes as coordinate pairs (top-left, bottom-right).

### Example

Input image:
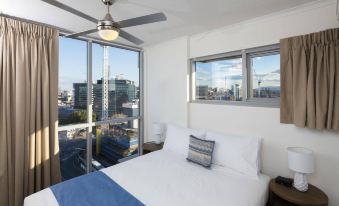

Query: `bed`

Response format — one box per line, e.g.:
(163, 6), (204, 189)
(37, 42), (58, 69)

(24, 149), (270, 206)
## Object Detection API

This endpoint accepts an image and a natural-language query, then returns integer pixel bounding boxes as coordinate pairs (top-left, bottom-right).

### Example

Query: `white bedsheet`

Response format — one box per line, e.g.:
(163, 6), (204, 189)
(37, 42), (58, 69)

(24, 150), (270, 206)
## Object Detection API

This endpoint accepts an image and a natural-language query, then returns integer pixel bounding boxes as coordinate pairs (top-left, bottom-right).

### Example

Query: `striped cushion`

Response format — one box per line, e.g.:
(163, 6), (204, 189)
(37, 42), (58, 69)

(186, 135), (215, 168)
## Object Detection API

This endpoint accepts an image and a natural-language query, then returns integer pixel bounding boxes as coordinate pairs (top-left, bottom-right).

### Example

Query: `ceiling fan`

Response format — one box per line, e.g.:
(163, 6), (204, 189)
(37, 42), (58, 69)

(41, 0), (167, 45)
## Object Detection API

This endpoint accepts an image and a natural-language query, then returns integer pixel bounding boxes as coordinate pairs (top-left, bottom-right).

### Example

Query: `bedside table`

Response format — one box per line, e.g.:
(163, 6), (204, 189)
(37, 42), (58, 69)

(268, 179), (328, 206)
(142, 142), (164, 154)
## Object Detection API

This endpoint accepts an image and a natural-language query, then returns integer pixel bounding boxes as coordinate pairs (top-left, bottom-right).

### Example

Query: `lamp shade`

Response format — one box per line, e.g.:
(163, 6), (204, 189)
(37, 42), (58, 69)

(287, 147), (315, 174)
(152, 122), (164, 135)
(98, 29), (119, 41)
(152, 122), (164, 144)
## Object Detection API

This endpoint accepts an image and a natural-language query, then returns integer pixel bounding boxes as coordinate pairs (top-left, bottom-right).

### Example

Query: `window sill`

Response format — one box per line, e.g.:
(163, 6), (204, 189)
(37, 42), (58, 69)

(190, 99), (280, 108)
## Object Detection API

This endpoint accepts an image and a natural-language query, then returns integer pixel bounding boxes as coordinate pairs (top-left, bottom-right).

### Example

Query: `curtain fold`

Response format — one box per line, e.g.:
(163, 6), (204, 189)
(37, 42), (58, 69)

(280, 28), (339, 130)
(0, 16), (61, 206)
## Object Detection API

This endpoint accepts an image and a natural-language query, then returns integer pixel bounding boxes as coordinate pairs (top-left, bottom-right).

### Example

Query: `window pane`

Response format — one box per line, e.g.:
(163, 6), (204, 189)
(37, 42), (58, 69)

(58, 37), (87, 125)
(58, 128), (87, 181)
(195, 57), (243, 101)
(251, 54), (280, 98)
(92, 120), (139, 168)
(92, 44), (139, 121)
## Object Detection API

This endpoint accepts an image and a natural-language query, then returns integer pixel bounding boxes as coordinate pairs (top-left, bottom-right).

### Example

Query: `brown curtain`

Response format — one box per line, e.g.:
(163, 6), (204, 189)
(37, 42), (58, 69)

(280, 28), (339, 130)
(0, 16), (61, 206)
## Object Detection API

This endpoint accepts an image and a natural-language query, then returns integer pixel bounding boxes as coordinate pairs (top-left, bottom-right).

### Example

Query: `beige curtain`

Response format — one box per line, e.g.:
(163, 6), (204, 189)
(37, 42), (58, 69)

(0, 16), (61, 206)
(280, 28), (339, 130)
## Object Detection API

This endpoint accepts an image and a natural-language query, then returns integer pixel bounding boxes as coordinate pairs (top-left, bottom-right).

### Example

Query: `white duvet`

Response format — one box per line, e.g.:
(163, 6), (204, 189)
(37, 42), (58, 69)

(24, 150), (270, 206)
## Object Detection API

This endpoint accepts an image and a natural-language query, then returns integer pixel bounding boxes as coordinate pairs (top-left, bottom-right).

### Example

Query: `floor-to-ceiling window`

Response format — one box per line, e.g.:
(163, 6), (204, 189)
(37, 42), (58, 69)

(91, 44), (141, 167)
(58, 37), (142, 181)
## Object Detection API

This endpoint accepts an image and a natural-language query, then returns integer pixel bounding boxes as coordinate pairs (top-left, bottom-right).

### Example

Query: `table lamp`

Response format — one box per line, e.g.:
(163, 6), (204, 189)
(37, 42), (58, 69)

(287, 147), (315, 192)
(152, 122), (164, 144)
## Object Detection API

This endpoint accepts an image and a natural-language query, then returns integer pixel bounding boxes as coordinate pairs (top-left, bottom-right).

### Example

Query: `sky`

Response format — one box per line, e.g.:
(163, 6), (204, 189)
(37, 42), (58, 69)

(59, 37), (140, 91)
(195, 54), (280, 89)
(196, 58), (243, 89)
(251, 54), (280, 88)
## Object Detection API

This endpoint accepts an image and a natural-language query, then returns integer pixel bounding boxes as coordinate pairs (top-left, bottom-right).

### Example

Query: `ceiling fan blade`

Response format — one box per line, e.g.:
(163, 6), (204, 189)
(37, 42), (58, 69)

(115, 12), (167, 28)
(119, 30), (144, 45)
(41, 0), (98, 24)
(66, 29), (98, 38)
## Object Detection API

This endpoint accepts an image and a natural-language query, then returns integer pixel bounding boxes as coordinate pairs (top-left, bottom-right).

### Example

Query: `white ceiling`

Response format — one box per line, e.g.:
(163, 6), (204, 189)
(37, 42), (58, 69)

(1, 0), (319, 47)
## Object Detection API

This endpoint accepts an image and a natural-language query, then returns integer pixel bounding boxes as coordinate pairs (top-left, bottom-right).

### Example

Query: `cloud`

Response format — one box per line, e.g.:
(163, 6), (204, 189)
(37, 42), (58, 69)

(59, 75), (87, 90)
(262, 72), (280, 81)
(196, 69), (211, 75)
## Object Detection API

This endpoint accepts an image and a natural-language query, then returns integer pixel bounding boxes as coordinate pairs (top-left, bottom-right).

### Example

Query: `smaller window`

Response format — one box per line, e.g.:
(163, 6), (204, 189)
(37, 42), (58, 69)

(191, 44), (280, 107)
(194, 57), (243, 102)
(248, 53), (280, 99)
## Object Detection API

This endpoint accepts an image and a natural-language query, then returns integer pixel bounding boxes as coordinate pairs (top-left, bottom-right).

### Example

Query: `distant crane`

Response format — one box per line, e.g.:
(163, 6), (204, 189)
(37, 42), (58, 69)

(253, 69), (263, 97)
(102, 46), (109, 121)
(224, 75), (227, 92)
(97, 46), (110, 156)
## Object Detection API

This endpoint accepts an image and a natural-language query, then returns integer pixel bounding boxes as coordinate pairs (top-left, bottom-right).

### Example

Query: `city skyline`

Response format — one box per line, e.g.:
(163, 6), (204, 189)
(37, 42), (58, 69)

(195, 54), (280, 89)
(196, 58), (243, 89)
(58, 77), (139, 92)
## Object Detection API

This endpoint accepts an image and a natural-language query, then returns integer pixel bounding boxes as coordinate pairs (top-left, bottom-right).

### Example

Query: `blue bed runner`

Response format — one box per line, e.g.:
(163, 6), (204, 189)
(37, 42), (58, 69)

(50, 171), (145, 206)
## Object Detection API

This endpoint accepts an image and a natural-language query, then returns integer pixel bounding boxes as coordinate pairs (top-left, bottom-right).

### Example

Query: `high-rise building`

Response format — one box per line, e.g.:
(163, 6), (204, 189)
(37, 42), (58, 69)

(73, 83), (87, 109)
(122, 101), (139, 128)
(234, 84), (240, 101)
(58, 90), (73, 106)
(196, 85), (208, 99)
(122, 101), (139, 117)
(73, 78), (137, 120)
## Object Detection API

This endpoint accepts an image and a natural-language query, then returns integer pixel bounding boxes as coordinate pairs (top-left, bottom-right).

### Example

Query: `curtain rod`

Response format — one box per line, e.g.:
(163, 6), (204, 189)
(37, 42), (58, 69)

(0, 12), (143, 52)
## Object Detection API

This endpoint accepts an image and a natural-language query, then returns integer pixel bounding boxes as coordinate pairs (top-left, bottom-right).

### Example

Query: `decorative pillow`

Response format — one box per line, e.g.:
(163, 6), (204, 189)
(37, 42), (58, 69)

(206, 131), (261, 178)
(163, 124), (206, 157)
(186, 135), (215, 168)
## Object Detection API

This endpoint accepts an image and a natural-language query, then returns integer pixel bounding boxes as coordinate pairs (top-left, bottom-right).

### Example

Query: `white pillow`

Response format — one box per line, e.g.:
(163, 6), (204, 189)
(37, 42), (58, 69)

(163, 124), (205, 156)
(206, 131), (261, 178)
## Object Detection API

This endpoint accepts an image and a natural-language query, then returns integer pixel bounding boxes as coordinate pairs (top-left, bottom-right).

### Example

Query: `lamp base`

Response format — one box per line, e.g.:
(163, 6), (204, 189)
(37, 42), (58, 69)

(293, 172), (308, 192)
(154, 134), (162, 144)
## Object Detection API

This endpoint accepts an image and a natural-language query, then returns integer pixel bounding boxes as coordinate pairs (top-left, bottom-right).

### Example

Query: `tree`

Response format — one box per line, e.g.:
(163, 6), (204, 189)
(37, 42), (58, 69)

(61, 110), (97, 125)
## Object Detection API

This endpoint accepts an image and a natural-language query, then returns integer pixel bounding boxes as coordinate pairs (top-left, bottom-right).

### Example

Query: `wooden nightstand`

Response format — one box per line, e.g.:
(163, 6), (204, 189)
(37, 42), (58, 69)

(142, 142), (164, 154)
(268, 179), (328, 206)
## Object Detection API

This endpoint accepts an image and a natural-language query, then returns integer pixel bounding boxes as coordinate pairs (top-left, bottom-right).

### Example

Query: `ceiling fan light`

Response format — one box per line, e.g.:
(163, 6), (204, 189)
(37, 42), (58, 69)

(98, 28), (119, 41)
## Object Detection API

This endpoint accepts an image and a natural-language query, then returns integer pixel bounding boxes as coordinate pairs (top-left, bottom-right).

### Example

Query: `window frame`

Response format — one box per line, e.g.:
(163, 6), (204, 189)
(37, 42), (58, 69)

(190, 44), (280, 108)
(58, 37), (144, 174)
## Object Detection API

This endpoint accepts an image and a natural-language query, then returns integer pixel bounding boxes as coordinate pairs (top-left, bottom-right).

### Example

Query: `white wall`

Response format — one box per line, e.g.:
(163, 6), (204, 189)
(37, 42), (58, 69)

(144, 1), (339, 205)
(189, 104), (339, 205)
(144, 37), (189, 142)
(189, 0), (338, 58)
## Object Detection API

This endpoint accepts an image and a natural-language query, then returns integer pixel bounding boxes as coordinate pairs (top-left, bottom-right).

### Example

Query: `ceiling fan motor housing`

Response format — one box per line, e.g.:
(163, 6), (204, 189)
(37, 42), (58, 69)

(97, 23), (119, 33)
(102, 0), (114, 6)
(97, 13), (119, 32)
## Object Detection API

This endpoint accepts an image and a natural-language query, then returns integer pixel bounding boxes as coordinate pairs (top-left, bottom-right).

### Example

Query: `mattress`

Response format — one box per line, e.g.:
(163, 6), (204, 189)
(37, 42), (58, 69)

(24, 150), (270, 206)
